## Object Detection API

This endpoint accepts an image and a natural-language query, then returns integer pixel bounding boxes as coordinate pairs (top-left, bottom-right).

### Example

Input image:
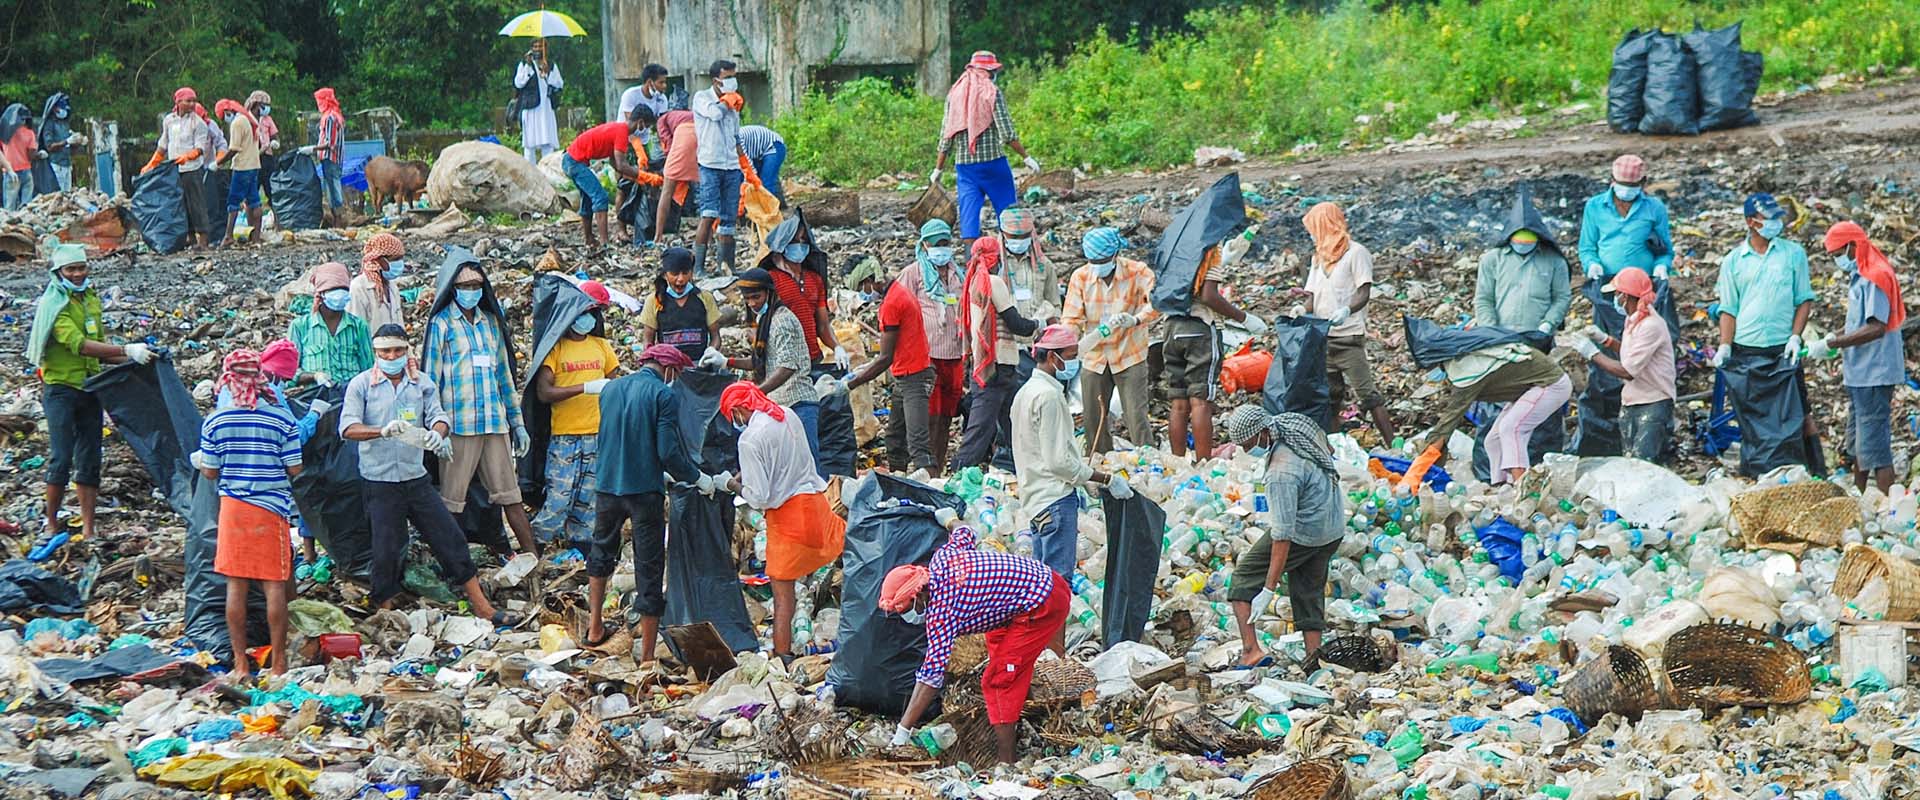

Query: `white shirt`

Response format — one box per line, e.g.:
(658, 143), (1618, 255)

(689, 88), (741, 170)
(1010, 369), (1094, 519)
(618, 86), (671, 121)
(160, 112), (210, 173)
(737, 409), (826, 510)
(515, 61), (564, 150)
(348, 274), (404, 332)
(1304, 241), (1374, 337)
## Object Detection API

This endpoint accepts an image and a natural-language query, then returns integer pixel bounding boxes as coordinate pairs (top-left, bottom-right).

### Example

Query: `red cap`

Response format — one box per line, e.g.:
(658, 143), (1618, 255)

(968, 51), (1002, 71)
(578, 280), (611, 307)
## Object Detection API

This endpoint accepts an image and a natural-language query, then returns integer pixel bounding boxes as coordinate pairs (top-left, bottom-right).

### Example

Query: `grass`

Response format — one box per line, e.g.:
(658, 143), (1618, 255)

(774, 0), (1920, 185)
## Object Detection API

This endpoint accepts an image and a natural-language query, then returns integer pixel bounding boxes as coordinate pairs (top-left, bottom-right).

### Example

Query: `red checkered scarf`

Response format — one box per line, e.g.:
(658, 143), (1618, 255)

(218, 349), (274, 409)
(360, 232), (403, 297)
(960, 238), (1002, 388)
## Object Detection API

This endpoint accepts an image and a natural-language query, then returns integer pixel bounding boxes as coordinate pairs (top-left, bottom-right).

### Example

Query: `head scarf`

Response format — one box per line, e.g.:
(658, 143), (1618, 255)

(259, 339), (301, 380)
(361, 232), (404, 297)
(1606, 267), (1658, 330)
(217, 349), (273, 410)
(998, 207), (1047, 266)
(915, 218), (956, 302)
(372, 323), (410, 350)
(1272, 412), (1339, 479)
(960, 237), (1003, 388)
(639, 343), (694, 369)
(172, 87), (196, 106)
(191, 102), (209, 122)
(311, 261), (352, 294)
(939, 61), (1001, 155)
(212, 99), (256, 138)
(1081, 227), (1126, 262)
(878, 564), (931, 613)
(1303, 202), (1351, 268)
(245, 90), (272, 108)
(1826, 221), (1907, 329)
(1031, 323), (1077, 357)
(719, 379), (787, 422)
(313, 87), (341, 117)
(26, 244), (92, 369)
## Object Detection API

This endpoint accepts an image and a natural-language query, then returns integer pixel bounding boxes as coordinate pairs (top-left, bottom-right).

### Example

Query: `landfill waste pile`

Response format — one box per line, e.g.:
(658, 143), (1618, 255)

(2, 75), (1920, 799)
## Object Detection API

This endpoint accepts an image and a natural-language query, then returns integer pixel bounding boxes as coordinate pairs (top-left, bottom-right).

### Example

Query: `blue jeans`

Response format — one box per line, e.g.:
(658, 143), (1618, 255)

(320, 159), (344, 209)
(562, 153), (609, 215)
(696, 165), (743, 235)
(226, 169), (261, 212)
(750, 141), (786, 204)
(954, 158), (1017, 238)
(790, 400), (823, 477)
(3, 169), (28, 210)
(1849, 384), (1896, 471)
(1030, 493), (1081, 580)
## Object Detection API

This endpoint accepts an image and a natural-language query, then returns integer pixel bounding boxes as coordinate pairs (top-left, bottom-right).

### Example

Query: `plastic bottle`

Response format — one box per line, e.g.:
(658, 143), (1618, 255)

(914, 723), (957, 755)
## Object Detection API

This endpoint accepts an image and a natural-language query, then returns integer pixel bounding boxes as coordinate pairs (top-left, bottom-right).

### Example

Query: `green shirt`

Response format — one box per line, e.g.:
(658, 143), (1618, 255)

(287, 311), (374, 381)
(41, 290), (104, 389)
(1714, 238), (1815, 348)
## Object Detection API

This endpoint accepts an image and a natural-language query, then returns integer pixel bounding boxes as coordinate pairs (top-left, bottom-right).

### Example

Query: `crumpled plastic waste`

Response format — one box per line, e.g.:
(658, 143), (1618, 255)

(138, 753), (316, 800)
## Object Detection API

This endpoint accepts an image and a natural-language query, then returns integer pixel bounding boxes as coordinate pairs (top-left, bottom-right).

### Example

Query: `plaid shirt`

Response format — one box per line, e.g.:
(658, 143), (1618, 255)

(939, 94), (1018, 165)
(1061, 256), (1158, 372)
(915, 525), (1057, 689)
(287, 312), (373, 382)
(423, 307), (521, 436)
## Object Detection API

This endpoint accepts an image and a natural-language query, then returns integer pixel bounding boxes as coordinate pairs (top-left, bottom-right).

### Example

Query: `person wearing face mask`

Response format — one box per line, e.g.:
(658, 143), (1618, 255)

(423, 248), (539, 555)
(1807, 222), (1907, 493)
(1061, 227), (1157, 456)
(212, 99), (264, 247)
(1009, 324), (1133, 641)
(641, 247), (722, 362)
(562, 106), (653, 249)
(902, 219), (967, 475)
(722, 269), (822, 472)
(1712, 192), (1822, 476)
(1, 103), (36, 211)
(954, 238), (1040, 471)
(141, 88), (212, 247)
(716, 381), (845, 662)
(32, 93), (77, 195)
(1567, 269), (1675, 464)
(845, 259), (938, 475)
(619, 64), (674, 121)
(755, 211), (849, 372)
(1304, 202), (1394, 441)
(341, 325), (518, 626)
(514, 39), (564, 163)
(1220, 406), (1344, 671)
(27, 245), (155, 549)
(529, 291), (621, 551)
(1578, 155), (1675, 283)
(350, 232), (408, 330)
(289, 262), (374, 388)
(245, 92), (278, 202)
(932, 51), (1039, 251)
(1468, 185), (1571, 467)
(690, 59), (750, 274)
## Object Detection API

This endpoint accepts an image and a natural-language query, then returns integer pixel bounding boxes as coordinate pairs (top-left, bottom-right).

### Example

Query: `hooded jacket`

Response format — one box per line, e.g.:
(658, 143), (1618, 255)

(1474, 184), (1571, 332)
(37, 93), (71, 168)
(422, 246), (523, 433)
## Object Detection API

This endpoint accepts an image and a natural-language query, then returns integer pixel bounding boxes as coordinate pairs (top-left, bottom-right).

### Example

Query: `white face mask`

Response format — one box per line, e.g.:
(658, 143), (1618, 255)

(718, 76), (738, 93)
(1004, 237), (1032, 255)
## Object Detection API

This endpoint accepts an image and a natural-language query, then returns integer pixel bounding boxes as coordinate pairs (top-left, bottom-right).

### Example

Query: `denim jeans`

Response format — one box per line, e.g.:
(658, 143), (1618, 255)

(1849, 385), (1896, 471)
(790, 400), (823, 477)
(321, 158), (344, 209)
(562, 153), (610, 215)
(695, 165), (743, 235)
(750, 141), (786, 203)
(1619, 399), (1672, 464)
(1030, 493), (1082, 580)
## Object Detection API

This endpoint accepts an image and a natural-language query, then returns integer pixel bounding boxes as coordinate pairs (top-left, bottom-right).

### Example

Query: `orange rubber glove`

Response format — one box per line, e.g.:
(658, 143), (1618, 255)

(720, 92), (745, 112)
(633, 170), (663, 188)
(172, 148), (202, 166)
(738, 154), (763, 187)
(140, 151), (166, 175)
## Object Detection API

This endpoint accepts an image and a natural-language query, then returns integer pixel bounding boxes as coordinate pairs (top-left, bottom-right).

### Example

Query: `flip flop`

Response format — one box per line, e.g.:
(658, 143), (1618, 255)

(1230, 655), (1275, 670)
(582, 627), (616, 648)
(27, 531), (69, 562)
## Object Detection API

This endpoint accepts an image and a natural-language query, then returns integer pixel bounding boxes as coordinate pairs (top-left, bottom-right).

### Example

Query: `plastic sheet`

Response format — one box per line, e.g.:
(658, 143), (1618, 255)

(130, 163), (188, 253)
(82, 356), (201, 519)
(1260, 315), (1334, 433)
(287, 384), (372, 577)
(1100, 488), (1165, 647)
(1151, 172), (1247, 316)
(139, 753), (317, 800)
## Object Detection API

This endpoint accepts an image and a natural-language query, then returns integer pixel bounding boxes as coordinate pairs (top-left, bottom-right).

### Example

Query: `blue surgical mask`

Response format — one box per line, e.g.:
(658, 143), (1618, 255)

(1248, 446), (1270, 459)
(1004, 237), (1032, 255)
(1835, 254), (1857, 274)
(571, 315), (597, 335)
(901, 607), (924, 626)
(55, 108), (69, 120)
(1092, 260), (1116, 278)
(666, 282), (691, 298)
(859, 291), (880, 304)
(1055, 356), (1081, 384)
(1757, 218), (1784, 240)
(223, 113), (236, 124)
(752, 300), (769, 317)
(925, 246), (954, 266)
(59, 276), (88, 293)
(377, 356), (407, 375)
(260, 105), (271, 117)
(1611, 298), (1628, 316)
(1613, 183), (1641, 202)
(322, 288), (350, 312)
(783, 243), (811, 263)
(1511, 240), (1537, 256)
(455, 288), (483, 309)
(383, 259), (405, 279)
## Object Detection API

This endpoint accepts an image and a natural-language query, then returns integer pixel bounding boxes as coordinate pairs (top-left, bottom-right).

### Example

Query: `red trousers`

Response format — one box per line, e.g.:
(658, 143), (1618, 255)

(982, 574), (1070, 724)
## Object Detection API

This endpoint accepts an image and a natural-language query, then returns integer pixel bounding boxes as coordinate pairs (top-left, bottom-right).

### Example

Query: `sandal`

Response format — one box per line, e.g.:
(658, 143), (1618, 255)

(582, 627), (616, 648)
(489, 610), (523, 628)
(28, 530), (70, 562)
(1230, 655), (1275, 670)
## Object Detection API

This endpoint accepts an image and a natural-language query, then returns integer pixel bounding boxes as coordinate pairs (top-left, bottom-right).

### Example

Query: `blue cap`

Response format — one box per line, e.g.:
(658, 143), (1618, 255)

(1743, 192), (1784, 219)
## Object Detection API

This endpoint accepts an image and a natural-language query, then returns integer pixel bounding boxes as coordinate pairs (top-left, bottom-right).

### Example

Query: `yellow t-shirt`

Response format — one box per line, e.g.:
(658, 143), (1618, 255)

(542, 335), (620, 435)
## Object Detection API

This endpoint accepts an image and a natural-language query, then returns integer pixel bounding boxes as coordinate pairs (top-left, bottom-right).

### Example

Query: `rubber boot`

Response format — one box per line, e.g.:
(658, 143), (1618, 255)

(693, 243), (709, 277)
(717, 237), (737, 275)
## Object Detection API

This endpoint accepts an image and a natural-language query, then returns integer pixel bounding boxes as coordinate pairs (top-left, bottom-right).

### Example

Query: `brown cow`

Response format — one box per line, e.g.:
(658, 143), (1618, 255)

(364, 156), (430, 211)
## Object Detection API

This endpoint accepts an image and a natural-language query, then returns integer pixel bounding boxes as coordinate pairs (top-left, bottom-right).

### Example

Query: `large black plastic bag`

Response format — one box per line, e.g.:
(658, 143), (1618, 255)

(811, 366), (858, 477)
(83, 357), (200, 518)
(184, 475), (266, 660)
(1151, 172), (1247, 315)
(1639, 33), (1700, 136)
(826, 473), (960, 712)
(130, 164), (189, 254)
(1719, 351), (1809, 476)
(673, 367), (743, 471)
(1401, 316), (1533, 370)
(269, 152), (324, 231)
(287, 384), (372, 577)
(203, 168), (231, 241)
(1607, 29), (1659, 133)
(1686, 22), (1762, 131)
(665, 485), (758, 654)
(1100, 489), (1163, 648)
(1260, 316), (1334, 433)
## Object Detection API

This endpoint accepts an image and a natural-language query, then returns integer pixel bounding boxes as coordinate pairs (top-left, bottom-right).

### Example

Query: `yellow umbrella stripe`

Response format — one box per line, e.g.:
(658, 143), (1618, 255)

(499, 10), (587, 38)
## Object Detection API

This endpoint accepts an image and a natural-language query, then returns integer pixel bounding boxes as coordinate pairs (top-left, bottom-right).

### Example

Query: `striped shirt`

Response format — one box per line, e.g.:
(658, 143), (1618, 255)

(316, 112), (344, 163)
(287, 311), (373, 382)
(1061, 256), (1159, 372)
(423, 306), (521, 436)
(939, 94), (1018, 165)
(915, 525), (1057, 689)
(198, 407), (302, 518)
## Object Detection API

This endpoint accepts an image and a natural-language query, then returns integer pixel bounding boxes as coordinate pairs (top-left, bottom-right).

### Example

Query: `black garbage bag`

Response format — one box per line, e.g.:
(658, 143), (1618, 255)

(1639, 32), (1700, 136)
(1719, 350), (1811, 476)
(1100, 489), (1164, 648)
(826, 473), (961, 712)
(1260, 316), (1334, 433)
(1607, 29), (1659, 133)
(183, 475), (267, 660)
(811, 366), (859, 477)
(1401, 316), (1535, 370)
(130, 164), (189, 254)
(673, 367), (743, 471)
(83, 357), (200, 518)
(1686, 22), (1763, 131)
(1571, 280), (1680, 456)
(618, 180), (681, 241)
(268, 152), (324, 231)
(0, 559), (82, 615)
(517, 273), (601, 502)
(1151, 172), (1247, 315)
(286, 384), (373, 577)
(203, 168), (231, 241)
(664, 485), (758, 654)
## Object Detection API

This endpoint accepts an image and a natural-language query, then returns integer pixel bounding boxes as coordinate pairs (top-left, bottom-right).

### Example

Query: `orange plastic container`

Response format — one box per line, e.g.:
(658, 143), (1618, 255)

(1219, 342), (1274, 395)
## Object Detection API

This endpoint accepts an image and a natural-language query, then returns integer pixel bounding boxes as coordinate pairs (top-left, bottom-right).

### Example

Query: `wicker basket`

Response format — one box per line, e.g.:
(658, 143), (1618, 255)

(1834, 544), (1920, 622)
(1318, 636), (1385, 673)
(1788, 497), (1861, 548)
(1562, 645), (1662, 724)
(1663, 623), (1811, 709)
(1152, 709), (1269, 756)
(906, 184), (957, 229)
(1728, 481), (1844, 547)
(1246, 759), (1349, 800)
(788, 761), (936, 800)
(948, 635), (989, 677)
(945, 658), (1096, 712)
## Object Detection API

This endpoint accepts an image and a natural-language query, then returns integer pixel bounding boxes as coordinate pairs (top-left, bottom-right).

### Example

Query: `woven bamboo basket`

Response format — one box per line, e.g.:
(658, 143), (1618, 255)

(945, 658), (1097, 712)
(1788, 496), (1861, 547)
(1663, 623), (1811, 709)
(788, 760), (936, 800)
(1152, 709), (1268, 756)
(1728, 481), (1844, 547)
(1563, 645), (1661, 724)
(1246, 759), (1349, 800)
(906, 184), (957, 229)
(948, 634), (989, 677)
(1318, 636), (1385, 672)
(1834, 544), (1920, 621)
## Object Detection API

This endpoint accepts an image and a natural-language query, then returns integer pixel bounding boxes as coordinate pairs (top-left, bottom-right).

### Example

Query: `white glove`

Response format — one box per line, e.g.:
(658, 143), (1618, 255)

(34, 150), (47, 161)
(927, 169), (940, 187)
(1536, 321), (1553, 334)
(122, 343), (155, 365)
(696, 472), (717, 496)
(308, 399), (333, 416)
(1806, 336), (1838, 360)
(890, 723), (913, 747)
(420, 429), (447, 454)
(1585, 263), (1604, 280)
(1581, 325), (1607, 344)
(698, 347), (728, 369)
(190, 450), (211, 470)
(715, 470), (736, 493)
(1105, 311), (1139, 330)
(381, 420), (408, 438)
(1571, 338), (1600, 360)
(1023, 156), (1041, 173)
(297, 145), (315, 155)
(814, 375), (846, 396)
(1220, 235), (1252, 266)
(1786, 334), (1804, 366)
(834, 346), (852, 371)
(512, 425), (530, 458)
(1241, 313), (1269, 336)
(1653, 264), (1670, 281)
(1328, 307), (1350, 327)
(1107, 475), (1134, 500)
(933, 507), (960, 529)
(1248, 588), (1277, 619)
(1712, 344), (1731, 368)
(582, 379), (609, 395)
(313, 371), (334, 387)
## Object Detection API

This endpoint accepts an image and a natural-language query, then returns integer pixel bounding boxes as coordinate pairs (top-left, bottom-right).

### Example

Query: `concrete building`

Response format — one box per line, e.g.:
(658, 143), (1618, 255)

(600, 0), (950, 118)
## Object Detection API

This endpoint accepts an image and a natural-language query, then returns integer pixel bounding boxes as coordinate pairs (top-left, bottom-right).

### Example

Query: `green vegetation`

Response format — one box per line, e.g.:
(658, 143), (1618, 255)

(779, 0), (1920, 185)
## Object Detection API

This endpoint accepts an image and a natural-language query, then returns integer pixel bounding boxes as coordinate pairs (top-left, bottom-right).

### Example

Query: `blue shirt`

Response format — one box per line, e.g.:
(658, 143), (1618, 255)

(199, 406), (303, 518)
(339, 370), (452, 483)
(423, 307), (521, 436)
(1714, 238), (1815, 348)
(595, 366), (700, 496)
(1844, 274), (1906, 388)
(1578, 192), (1674, 276)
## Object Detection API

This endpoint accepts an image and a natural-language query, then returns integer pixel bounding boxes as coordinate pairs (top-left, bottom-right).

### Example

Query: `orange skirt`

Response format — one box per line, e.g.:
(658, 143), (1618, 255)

(215, 497), (292, 581)
(764, 492), (846, 581)
(664, 122), (702, 183)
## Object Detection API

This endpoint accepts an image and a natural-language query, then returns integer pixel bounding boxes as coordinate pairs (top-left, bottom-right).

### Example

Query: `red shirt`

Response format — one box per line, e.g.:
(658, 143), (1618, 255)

(567, 121), (632, 162)
(770, 266), (829, 363)
(880, 280), (931, 376)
